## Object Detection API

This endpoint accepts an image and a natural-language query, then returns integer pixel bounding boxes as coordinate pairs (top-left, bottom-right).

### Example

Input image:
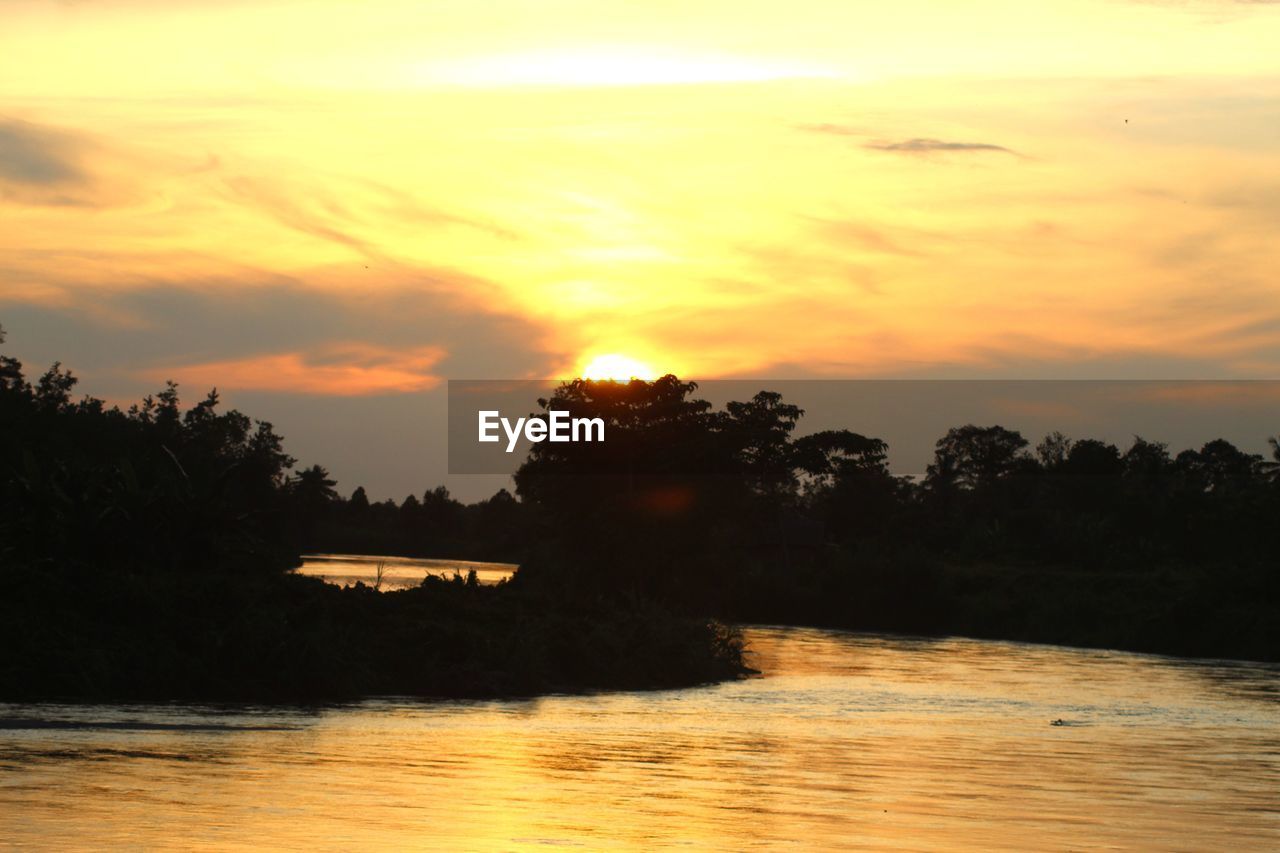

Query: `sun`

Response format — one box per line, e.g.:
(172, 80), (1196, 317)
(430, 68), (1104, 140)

(580, 353), (656, 381)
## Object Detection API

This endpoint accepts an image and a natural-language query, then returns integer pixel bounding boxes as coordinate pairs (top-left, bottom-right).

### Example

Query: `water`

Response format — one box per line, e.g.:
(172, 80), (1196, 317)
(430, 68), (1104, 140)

(2, 627), (1277, 850)
(296, 553), (517, 589)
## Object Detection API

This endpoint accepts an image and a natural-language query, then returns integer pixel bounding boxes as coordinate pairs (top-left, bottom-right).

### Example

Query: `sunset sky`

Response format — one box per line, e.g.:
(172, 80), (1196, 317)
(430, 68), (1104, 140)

(2, 0), (1278, 497)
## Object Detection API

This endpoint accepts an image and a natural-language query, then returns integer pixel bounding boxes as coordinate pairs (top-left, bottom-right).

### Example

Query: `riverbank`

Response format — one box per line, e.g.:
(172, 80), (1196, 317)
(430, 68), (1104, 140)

(723, 557), (1280, 664)
(0, 566), (747, 702)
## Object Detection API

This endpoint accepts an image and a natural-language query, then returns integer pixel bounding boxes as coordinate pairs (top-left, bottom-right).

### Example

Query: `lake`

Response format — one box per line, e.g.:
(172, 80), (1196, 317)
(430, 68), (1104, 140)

(2, 626), (1277, 849)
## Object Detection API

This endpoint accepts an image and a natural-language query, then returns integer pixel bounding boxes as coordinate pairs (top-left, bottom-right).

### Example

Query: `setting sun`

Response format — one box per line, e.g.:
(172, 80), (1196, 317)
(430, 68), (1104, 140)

(580, 353), (657, 381)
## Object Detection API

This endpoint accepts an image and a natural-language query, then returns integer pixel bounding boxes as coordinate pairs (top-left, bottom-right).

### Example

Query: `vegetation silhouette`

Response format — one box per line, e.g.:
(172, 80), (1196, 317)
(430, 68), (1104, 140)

(0, 332), (745, 701)
(212, 372), (1280, 662)
(4, 318), (1278, 702)
(499, 376), (1279, 661)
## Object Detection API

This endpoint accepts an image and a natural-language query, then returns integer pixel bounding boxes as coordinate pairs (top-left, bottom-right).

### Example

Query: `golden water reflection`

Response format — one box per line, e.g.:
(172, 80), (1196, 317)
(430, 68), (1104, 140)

(296, 553), (517, 589)
(2, 627), (1277, 849)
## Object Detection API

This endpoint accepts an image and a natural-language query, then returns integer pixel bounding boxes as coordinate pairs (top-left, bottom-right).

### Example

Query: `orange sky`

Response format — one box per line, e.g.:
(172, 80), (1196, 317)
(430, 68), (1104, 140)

(1, 0), (1278, 495)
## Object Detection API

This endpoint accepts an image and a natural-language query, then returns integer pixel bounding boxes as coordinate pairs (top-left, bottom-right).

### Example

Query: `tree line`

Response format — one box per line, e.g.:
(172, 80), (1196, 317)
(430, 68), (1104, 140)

(291, 374), (1279, 659)
(0, 336), (745, 700)
(503, 377), (1280, 659)
(4, 326), (1277, 673)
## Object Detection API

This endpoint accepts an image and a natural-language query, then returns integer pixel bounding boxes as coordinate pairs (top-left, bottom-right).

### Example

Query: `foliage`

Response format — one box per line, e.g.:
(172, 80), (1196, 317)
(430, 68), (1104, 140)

(1, 359), (297, 575)
(507, 375), (1280, 661)
(0, 346), (746, 700)
(5, 330), (1277, 693)
(0, 566), (744, 701)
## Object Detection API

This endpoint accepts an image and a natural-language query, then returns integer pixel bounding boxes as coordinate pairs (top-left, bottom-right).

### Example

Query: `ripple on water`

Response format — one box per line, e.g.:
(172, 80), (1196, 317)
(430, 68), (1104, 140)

(1, 625), (1278, 850)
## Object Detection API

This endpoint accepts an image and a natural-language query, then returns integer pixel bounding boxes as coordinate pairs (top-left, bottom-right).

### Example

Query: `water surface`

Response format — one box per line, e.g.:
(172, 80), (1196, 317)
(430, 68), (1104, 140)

(296, 553), (516, 589)
(2, 627), (1277, 849)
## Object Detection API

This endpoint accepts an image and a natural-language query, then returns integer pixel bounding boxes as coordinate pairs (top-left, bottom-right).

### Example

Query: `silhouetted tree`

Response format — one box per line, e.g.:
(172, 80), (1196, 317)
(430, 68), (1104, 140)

(721, 391), (805, 498)
(927, 425), (1030, 491)
(1266, 436), (1280, 483)
(1036, 431), (1072, 469)
(8, 326), (1276, 671)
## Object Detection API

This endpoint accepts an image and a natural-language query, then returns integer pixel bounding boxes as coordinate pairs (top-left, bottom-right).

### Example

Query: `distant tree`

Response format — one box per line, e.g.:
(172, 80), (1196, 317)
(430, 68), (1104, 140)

(34, 362), (77, 411)
(418, 486), (462, 543)
(0, 350), (22, 392)
(1264, 436), (1280, 483)
(926, 425), (1030, 491)
(292, 465), (338, 505)
(515, 375), (720, 510)
(797, 430), (900, 542)
(422, 485), (461, 515)
(1063, 439), (1122, 478)
(1122, 436), (1172, 480)
(721, 391), (806, 498)
(485, 487), (516, 507)
(1177, 439), (1262, 494)
(793, 429), (889, 486)
(1036, 431), (1072, 469)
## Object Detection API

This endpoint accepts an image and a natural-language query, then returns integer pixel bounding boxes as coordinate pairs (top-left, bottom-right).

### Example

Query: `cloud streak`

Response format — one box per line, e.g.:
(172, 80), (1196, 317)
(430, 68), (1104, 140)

(220, 173), (519, 263)
(0, 117), (108, 206)
(0, 118), (85, 185)
(148, 343), (447, 395)
(799, 125), (1019, 157)
(0, 115), (151, 208)
(0, 273), (565, 394)
(864, 138), (1018, 156)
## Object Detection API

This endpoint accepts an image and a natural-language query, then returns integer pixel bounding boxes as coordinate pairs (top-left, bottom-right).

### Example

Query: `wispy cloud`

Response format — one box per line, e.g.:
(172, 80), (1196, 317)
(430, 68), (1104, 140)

(221, 173), (518, 262)
(0, 274), (564, 394)
(805, 216), (930, 257)
(223, 176), (383, 260)
(147, 343), (447, 395)
(0, 117), (112, 206)
(864, 138), (1018, 156)
(0, 116), (151, 208)
(799, 124), (1020, 157)
(0, 118), (85, 184)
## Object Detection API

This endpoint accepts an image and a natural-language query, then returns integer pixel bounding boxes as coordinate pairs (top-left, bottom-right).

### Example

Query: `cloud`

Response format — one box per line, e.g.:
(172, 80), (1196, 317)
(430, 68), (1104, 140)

(0, 273), (565, 395)
(799, 124), (1019, 157)
(147, 343), (446, 395)
(864, 138), (1018, 156)
(806, 217), (930, 257)
(0, 117), (102, 205)
(0, 275), (565, 501)
(220, 174), (519, 262)
(0, 118), (85, 184)
(0, 116), (147, 207)
(223, 176), (381, 260)
(741, 243), (882, 295)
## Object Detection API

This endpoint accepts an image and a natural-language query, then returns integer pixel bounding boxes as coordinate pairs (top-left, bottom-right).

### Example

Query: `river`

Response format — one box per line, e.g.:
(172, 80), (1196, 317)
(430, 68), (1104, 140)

(296, 553), (517, 589)
(2, 623), (1276, 849)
